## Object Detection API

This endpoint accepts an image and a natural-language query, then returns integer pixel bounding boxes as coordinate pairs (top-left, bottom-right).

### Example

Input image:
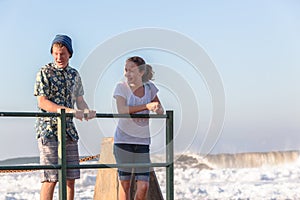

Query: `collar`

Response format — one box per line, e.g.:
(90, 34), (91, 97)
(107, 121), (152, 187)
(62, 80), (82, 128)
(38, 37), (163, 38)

(53, 63), (69, 71)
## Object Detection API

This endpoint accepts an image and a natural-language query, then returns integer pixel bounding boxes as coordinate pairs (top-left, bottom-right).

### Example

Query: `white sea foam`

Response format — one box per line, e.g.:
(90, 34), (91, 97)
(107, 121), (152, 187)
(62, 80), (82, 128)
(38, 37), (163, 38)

(0, 152), (299, 200)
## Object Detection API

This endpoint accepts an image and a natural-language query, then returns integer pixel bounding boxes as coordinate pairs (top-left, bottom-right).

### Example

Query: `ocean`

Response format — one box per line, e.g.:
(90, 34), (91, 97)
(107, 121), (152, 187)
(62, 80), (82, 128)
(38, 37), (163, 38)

(0, 150), (299, 200)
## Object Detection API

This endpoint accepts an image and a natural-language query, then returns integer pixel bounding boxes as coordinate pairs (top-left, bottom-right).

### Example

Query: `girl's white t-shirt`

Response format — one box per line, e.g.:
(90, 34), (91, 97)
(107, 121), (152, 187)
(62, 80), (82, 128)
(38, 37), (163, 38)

(113, 81), (159, 145)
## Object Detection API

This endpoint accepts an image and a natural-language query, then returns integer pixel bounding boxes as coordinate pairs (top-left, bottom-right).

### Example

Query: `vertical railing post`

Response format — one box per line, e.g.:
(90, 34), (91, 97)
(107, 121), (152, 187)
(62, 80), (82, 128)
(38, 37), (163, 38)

(57, 109), (67, 200)
(166, 110), (174, 200)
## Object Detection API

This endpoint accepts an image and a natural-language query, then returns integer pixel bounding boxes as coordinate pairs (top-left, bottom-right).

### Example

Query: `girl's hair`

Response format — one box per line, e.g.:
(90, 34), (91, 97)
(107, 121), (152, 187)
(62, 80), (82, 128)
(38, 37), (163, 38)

(127, 56), (154, 82)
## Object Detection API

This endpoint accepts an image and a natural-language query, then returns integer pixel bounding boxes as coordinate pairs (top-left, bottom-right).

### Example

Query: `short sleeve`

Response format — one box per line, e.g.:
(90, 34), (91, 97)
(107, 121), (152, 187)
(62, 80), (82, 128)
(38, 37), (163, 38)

(34, 68), (49, 97)
(147, 81), (159, 100)
(74, 71), (84, 97)
(113, 82), (128, 99)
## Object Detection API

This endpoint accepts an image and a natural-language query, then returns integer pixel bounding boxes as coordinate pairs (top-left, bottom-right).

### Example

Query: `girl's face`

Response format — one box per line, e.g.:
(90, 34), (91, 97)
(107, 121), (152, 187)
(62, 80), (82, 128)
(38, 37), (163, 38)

(124, 60), (144, 85)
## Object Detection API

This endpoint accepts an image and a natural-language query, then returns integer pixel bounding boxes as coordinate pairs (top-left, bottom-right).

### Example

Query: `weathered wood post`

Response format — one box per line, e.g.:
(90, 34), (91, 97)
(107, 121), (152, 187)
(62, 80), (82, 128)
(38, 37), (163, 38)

(93, 137), (164, 200)
(94, 137), (118, 200)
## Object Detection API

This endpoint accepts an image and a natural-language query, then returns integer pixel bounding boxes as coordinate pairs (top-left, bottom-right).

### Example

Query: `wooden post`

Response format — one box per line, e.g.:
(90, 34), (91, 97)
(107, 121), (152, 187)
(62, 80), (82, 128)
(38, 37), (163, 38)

(94, 137), (118, 200)
(93, 137), (164, 200)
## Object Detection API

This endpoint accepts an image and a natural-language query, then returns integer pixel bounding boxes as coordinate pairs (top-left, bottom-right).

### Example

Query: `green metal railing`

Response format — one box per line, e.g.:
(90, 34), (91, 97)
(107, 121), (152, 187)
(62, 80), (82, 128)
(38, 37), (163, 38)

(0, 110), (174, 200)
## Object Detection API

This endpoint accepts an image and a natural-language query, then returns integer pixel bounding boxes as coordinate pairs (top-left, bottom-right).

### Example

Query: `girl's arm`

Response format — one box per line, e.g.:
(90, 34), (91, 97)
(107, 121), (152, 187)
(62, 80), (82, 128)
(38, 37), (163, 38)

(115, 95), (162, 114)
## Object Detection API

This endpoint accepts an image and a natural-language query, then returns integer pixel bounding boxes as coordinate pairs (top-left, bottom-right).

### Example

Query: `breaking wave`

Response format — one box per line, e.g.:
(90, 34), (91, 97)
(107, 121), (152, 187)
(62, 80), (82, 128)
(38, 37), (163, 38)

(173, 150), (300, 169)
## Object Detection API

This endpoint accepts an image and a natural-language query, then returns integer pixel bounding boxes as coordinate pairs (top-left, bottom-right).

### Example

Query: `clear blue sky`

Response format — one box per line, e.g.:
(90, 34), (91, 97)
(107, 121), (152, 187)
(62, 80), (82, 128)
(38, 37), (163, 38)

(0, 0), (299, 160)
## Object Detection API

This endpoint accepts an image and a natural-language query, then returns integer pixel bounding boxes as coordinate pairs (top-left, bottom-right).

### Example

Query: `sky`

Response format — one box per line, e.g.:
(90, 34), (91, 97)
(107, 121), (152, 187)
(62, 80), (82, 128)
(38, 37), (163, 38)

(0, 0), (300, 160)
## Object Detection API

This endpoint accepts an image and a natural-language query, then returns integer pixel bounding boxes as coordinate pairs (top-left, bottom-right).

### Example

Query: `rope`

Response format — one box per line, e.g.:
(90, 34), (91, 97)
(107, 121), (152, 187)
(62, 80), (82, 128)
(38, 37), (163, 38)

(79, 154), (100, 162)
(0, 154), (100, 174)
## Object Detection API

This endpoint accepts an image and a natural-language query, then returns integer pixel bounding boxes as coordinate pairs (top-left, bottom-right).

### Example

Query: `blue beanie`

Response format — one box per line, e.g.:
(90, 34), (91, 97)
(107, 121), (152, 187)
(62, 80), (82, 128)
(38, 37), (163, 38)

(50, 34), (73, 58)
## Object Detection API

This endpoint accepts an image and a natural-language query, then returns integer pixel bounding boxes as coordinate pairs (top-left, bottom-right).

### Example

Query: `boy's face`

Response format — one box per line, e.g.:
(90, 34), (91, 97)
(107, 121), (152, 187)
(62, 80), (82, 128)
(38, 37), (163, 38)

(52, 44), (70, 69)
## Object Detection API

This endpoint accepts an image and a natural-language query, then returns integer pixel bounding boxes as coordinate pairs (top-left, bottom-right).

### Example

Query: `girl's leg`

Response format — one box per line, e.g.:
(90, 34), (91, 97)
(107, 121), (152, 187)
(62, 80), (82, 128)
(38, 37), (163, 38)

(119, 180), (131, 200)
(135, 180), (149, 200)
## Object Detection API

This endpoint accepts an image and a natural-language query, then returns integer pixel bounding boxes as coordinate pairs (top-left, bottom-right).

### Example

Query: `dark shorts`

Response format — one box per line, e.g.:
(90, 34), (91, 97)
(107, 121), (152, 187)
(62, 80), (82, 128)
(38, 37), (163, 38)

(38, 136), (80, 182)
(113, 143), (150, 182)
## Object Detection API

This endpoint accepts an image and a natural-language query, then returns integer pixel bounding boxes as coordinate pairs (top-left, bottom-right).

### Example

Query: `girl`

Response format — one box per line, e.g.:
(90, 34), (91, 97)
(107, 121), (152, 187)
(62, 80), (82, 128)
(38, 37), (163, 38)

(113, 56), (164, 200)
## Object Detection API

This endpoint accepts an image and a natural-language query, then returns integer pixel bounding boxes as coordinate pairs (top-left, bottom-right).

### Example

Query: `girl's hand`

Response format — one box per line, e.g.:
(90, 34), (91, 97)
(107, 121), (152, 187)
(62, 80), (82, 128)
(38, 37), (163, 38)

(146, 102), (164, 114)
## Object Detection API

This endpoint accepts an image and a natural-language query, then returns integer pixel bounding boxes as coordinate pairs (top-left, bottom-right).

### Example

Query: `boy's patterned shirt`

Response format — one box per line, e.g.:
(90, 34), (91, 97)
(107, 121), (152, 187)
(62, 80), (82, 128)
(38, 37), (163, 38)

(34, 63), (84, 141)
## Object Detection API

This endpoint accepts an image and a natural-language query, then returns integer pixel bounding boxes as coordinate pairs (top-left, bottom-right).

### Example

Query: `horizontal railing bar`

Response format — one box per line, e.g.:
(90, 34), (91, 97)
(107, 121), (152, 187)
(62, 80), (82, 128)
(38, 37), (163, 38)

(0, 164), (61, 170)
(70, 162), (170, 169)
(0, 162), (171, 171)
(0, 112), (60, 117)
(96, 113), (167, 118)
(0, 112), (167, 119)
